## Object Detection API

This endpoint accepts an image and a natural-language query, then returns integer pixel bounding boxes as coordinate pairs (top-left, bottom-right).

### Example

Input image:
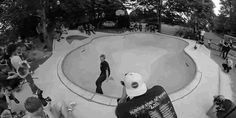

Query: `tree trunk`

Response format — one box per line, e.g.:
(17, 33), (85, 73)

(41, 7), (53, 51)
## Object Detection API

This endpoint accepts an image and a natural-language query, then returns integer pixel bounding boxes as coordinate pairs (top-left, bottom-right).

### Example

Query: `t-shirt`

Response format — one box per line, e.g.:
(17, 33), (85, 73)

(10, 55), (22, 70)
(116, 86), (177, 118)
(100, 61), (110, 76)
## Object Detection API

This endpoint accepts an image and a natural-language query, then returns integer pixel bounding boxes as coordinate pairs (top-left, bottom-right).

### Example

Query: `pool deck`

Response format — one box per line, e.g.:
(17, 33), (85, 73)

(16, 31), (233, 118)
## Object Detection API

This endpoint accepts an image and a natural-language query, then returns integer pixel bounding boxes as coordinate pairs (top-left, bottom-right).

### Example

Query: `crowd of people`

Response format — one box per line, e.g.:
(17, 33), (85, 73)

(0, 38), (77, 118)
(77, 23), (96, 35)
(129, 22), (158, 32)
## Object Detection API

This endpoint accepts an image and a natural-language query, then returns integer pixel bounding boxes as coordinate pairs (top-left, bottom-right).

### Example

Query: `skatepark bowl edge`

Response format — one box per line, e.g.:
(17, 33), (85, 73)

(57, 33), (202, 106)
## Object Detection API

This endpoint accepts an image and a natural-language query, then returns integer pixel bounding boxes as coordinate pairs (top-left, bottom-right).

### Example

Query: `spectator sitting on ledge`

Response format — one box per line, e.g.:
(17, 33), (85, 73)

(222, 58), (233, 73)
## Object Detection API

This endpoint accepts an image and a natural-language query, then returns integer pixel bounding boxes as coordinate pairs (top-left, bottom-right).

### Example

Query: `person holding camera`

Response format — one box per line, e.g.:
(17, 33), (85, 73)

(116, 72), (177, 118)
(210, 95), (236, 118)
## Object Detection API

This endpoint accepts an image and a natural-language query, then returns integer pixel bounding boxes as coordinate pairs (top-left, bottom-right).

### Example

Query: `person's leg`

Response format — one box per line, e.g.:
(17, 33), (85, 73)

(91, 30), (95, 34)
(225, 50), (230, 58)
(226, 66), (230, 73)
(25, 75), (48, 106)
(25, 75), (38, 94)
(220, 49), (224, 57)
(57, 32), (62, 41)
(95, 74), (106, 94)
(37, 91), (49, 106)
(222, 50), (226, 59)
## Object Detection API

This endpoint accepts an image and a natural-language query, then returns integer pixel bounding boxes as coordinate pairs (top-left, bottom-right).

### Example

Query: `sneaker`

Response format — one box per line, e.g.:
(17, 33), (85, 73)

(45, 97), (52, 102)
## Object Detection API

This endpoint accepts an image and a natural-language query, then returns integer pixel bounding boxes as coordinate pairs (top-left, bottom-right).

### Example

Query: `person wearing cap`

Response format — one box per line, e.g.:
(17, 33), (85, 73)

(116, 72), (177, 118)
(95, 54), (110, 94)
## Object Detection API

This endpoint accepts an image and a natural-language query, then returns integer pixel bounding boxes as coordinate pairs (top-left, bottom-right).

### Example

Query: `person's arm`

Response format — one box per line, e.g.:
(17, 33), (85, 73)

(7, 71), (18, 79)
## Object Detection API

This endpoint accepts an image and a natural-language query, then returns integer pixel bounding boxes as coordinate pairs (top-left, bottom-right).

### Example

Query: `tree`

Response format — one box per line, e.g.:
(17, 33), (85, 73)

(214, 14), (230, 34)
(230, 0), (236, 36)
(163, 0), (215, 29)
(219, 0), (232, 16)
(0, 0), (90, 50)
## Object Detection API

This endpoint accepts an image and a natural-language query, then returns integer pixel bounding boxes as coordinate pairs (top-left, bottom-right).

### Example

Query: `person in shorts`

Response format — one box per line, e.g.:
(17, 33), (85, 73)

(95, 54), (110, 94)
(116, 72), (177, 118)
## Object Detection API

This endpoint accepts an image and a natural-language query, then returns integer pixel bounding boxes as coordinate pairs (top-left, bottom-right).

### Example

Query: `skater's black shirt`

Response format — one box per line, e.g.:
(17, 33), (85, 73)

(100, 61), (110, 76)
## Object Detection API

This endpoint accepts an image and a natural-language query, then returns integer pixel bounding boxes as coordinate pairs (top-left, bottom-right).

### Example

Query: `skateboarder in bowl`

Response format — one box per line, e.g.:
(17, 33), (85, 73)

(95, 54), (110, 94)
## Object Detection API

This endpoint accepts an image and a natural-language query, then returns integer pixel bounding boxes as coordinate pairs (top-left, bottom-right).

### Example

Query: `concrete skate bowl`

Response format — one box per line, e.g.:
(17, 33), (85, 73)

(58, 33), (200, 106)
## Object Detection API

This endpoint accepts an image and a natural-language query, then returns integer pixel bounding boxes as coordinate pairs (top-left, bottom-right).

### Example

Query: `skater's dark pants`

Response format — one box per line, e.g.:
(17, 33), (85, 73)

(96, 74), (106, 94)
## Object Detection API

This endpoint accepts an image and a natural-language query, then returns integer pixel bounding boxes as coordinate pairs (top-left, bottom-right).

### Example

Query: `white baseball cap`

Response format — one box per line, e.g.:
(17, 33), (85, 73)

(122, 72), (147, 97)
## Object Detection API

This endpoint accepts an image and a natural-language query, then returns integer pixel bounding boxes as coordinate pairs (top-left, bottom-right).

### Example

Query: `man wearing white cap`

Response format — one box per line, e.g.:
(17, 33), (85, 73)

(116, 72), (177, 118)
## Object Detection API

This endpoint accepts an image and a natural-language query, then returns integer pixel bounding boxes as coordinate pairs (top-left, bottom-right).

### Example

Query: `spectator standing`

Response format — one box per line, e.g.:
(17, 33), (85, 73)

(225, 40), (233, 59)
(138, 23), (142, 32)
(208, 39), (212, 48)
(55, 23), (62, 42)
(89, 24), (96, 35)
(84, 24), (90, 35)
(222, 42), (229, 59)
(200, 29), (205, 41)
(219, 40), (224, 52)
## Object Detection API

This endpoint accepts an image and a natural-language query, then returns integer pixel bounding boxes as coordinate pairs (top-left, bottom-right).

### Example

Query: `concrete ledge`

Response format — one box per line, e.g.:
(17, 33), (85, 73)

(57, 32), (203, 106)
